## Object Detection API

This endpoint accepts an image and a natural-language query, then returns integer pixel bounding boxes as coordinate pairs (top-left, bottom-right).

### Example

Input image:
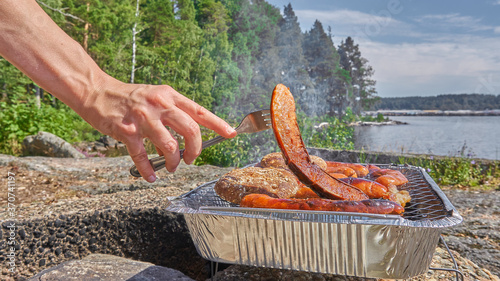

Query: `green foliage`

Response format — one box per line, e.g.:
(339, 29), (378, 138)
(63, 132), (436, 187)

(360, 113), (388, 122)
(299, 113), (355, 151)
(338, 36), (377, 114)
(398, 155), (497, 187)
(195, 131), (276, 167)
(0, 98), (99, 155)
(343, 107), (357, 123)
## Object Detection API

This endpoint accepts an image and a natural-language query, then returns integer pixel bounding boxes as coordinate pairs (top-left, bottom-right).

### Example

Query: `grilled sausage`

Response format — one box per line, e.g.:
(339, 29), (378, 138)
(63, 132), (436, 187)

(240, 194), (404, 215)
(329, 173), (348, 179)
(292, 183), (321, 199)
(270, 84), (368, 201)
(325, 161), (369, 177)
(338, 177), (389, 199)
(370, 169), (409, 186)
(339, 177), (411, 207)
(325, 166), (358, 178)
(366, 164), (381, 173)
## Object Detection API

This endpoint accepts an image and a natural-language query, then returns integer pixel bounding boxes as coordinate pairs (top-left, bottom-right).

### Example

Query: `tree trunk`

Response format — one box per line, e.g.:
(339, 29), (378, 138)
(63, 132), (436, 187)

(130, 0), (140, 83)
(1, 83), (6, 101)
(35, 85), (41, 109)
(83, 3), (90, 52)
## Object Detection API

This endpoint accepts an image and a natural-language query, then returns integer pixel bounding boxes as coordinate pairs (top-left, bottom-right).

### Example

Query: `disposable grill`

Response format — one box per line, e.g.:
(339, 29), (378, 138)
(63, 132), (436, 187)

(166, 164), (463, 279)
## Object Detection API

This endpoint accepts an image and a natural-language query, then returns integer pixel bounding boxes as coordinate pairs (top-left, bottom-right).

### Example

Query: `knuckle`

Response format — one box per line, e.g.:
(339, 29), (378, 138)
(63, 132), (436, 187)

(129, 150), (149, 161)
(184, 121), (200, 138)
(131, 106), (148, 119)
(162, 85), (174, 92)
(161, 139), (178, 154)
(195, 104), (209, 118)
(147, 90), (163, 104)
(118, 124), (138, 138)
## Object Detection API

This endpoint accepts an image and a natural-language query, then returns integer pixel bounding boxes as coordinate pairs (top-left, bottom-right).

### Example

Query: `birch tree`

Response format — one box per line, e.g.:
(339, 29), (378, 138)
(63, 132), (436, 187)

(130, 0), (140, 83)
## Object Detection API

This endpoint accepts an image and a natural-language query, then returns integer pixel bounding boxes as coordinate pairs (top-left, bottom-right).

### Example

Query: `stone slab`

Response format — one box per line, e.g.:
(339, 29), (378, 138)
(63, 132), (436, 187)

(27, 254), (194, 281)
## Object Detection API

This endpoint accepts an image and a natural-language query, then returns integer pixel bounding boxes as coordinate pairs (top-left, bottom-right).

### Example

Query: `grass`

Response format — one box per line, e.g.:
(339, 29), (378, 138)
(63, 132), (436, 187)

(397, 155), (499, 190)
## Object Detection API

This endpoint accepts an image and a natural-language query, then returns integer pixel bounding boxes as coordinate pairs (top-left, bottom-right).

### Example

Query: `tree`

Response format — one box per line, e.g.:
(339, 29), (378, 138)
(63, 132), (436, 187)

(302, 20), (349, 118)
(338, 36), (378, 114)
(196, 0), (240, 117)
(220, 0), (282, 116)
(274, 4), (313, 114)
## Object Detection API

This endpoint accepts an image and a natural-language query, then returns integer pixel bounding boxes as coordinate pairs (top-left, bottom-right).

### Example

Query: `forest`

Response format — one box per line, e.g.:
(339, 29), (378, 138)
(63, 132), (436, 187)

(0, 0), (377, 165)
(372, 94), (500, 111)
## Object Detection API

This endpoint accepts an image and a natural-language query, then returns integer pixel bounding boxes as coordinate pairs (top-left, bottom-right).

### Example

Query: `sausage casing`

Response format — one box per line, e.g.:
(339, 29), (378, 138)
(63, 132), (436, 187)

(270, 84), (368, 201)
(241, 194), (404, 215)
(338, 177), (388, 199)
(325, 161), (369, 177)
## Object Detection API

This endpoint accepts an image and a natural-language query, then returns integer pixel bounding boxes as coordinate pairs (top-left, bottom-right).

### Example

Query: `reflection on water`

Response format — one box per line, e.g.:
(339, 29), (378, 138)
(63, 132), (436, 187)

(354, 116), (500, 160)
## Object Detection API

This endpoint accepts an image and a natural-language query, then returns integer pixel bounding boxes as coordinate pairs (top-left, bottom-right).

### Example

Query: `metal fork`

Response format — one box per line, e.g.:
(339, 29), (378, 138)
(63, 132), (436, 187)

(130, 109), (272, 178)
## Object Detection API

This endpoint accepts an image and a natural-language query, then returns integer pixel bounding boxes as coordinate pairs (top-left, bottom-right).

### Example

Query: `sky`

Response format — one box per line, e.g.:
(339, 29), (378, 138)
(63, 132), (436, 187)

(265, 0), (500, 98)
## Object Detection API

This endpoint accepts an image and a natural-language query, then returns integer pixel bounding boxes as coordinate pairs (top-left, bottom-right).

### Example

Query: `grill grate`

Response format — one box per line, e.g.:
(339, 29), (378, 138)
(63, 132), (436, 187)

(177, 164), (452, 222)
(377, 165), (450, 221)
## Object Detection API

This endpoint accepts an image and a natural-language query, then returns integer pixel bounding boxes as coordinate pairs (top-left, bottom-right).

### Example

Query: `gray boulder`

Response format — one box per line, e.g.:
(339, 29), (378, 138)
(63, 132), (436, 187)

(27, 254), (195, 281)
(22, 131), (85, 158)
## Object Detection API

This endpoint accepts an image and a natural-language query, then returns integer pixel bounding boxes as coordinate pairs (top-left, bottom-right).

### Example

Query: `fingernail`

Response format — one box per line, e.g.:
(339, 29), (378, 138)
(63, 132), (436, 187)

(226, 125), (236, 135)
(147, 175), (156, 183)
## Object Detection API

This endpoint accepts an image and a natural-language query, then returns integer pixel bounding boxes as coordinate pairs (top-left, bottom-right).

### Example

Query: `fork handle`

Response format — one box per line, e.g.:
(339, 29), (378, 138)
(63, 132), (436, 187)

(129, 135), (228, 177)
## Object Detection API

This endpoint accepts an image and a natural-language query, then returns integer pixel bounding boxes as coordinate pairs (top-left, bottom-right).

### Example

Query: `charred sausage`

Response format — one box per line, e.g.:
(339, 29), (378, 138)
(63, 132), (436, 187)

(370, 169), (409, 186)
(338, 177), (389, 199)
(270, 84), (368, 201)
(240, 194), (404, 215)
(325, 161), (369, 177)
(325, 166), (358, 178)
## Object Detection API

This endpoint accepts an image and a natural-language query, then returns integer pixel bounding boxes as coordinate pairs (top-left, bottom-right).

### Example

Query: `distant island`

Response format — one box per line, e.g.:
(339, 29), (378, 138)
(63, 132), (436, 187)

(370, 94), (500, 112)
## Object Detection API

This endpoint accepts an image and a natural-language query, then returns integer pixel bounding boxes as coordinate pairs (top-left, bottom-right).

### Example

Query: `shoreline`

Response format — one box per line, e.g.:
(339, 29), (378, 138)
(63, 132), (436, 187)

(348, 120), (408, 126)
(364, 109), (500, 116)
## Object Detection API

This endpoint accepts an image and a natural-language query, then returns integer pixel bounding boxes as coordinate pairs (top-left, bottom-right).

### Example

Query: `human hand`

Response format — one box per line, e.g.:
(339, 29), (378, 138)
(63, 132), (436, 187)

(82, 77), (237, 183)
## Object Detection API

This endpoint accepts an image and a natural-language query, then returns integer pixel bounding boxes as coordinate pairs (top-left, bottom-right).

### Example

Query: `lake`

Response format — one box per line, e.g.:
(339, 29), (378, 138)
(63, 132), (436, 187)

(354, 116), (500, 160)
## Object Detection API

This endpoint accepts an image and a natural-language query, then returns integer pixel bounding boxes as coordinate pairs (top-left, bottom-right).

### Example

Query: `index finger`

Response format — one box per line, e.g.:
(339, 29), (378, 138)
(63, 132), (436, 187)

(174, 96), (237, 138)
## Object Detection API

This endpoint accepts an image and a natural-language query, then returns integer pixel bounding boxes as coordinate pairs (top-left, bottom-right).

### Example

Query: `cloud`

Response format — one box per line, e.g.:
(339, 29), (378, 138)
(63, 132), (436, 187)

(492, 0), (500, 5)
(294, 9), (419, 40)
(359, 36), (500, 96)
(413, 13), (495, 33)
(292, 7), (500, 97)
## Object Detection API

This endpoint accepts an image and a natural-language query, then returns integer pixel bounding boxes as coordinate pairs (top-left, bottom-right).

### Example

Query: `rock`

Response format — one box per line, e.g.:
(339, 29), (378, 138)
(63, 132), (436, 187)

(347, 120), (408, 126)
(22, 131), (85, 158)
(27, 254), (195, 281)
(210, 265), (372, 281)
(97, 135), (119, 148)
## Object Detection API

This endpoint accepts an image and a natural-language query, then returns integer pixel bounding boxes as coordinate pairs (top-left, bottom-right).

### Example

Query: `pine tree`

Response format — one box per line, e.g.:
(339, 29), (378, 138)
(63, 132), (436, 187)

(274, 4), (313, 114)
(302, 20), (348, 117)
(338, 36), (378, 114)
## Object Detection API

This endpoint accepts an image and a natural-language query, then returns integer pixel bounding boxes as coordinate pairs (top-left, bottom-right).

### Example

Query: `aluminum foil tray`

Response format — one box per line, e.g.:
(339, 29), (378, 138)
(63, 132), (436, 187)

(166, 164), (462, 279)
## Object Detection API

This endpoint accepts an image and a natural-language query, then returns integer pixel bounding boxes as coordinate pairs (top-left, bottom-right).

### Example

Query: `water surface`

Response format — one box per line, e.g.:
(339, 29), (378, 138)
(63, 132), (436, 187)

(354, 116), (500, 160)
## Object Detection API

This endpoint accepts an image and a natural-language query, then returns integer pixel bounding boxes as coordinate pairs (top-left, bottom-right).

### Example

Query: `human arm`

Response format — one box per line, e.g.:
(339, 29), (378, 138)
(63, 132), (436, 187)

(0, 0), (236, 182)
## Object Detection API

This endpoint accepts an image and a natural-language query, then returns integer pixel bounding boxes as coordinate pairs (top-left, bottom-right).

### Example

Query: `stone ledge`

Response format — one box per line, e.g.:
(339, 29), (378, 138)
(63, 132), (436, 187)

(27, 254), (194, 281)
